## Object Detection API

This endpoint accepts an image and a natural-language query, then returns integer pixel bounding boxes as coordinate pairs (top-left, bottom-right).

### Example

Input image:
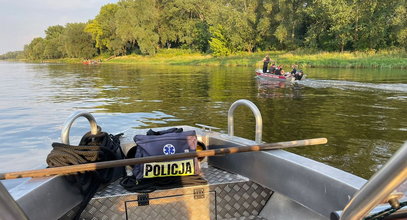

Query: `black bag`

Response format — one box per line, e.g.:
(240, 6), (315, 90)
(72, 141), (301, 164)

(120, 128), (203, 193)
(132, 128), (200, 180)
(46, 130), (125, 220)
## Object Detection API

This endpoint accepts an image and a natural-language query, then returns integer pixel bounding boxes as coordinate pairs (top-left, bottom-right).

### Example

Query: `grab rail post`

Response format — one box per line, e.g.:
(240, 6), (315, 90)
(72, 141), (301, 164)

(61, 111), (99, 145)
(339, 142), (407, 220)
(228, 99), (263, 143)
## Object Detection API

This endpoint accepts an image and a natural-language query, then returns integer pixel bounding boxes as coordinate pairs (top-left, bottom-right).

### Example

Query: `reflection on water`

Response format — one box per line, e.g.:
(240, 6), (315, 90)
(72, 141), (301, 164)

(0, 61), (406, 179)
(299, 79), (407, 93)
(256, 78), (303, 99)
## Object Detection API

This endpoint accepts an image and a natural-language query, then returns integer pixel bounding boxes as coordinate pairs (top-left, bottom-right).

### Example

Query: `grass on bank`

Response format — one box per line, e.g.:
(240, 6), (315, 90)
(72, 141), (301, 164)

(103, 48), (407, 69)
(19, 48), (407, 69)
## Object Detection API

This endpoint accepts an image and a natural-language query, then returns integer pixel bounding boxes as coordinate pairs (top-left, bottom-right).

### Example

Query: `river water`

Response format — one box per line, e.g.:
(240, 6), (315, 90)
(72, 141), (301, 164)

(0, 61), (406, 179)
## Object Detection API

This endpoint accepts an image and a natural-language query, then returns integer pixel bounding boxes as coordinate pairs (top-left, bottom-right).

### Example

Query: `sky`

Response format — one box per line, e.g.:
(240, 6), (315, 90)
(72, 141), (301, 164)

(0, 0), (119, 54)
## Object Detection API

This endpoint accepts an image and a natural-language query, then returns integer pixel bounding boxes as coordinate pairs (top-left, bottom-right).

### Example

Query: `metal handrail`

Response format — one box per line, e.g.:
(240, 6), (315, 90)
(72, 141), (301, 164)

(61, 111), (99, 145)
(227, 99), (263, 143)
(340, 142), (407, 220)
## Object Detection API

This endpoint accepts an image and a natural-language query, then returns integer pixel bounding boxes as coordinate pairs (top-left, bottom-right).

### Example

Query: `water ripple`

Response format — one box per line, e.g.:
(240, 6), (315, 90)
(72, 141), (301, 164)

(299, 79), (407, 93)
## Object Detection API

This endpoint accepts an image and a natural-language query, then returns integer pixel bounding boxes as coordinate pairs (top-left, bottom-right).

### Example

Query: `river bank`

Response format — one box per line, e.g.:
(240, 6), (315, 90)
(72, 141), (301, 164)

(12, 49), (407, 69)
(103, 49), (407, 69)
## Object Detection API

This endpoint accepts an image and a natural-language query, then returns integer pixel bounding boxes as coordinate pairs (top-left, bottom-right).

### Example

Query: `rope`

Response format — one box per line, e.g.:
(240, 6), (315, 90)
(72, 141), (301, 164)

(46, 131), (124, 220)
(364, 201), (407, 220)
(47, 144), (101, 167)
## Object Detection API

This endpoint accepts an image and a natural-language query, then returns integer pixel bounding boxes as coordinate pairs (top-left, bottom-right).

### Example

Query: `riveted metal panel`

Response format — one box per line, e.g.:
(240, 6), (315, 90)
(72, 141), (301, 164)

(74, 165), (272, 220)
(207, 134), (365, 218)
(211, 182), (271, 219)
(200, 166), (249, 184)
(125, 190), (215, 220)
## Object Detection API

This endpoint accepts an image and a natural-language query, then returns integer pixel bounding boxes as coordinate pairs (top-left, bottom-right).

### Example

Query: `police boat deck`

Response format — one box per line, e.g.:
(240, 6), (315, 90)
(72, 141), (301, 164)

(1, 99), (407, 220)
(65, 164), (273, 219)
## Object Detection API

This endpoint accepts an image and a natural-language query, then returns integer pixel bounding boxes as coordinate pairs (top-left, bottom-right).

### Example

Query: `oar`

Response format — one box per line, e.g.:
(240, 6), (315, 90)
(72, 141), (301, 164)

(0, 138), (327, 180)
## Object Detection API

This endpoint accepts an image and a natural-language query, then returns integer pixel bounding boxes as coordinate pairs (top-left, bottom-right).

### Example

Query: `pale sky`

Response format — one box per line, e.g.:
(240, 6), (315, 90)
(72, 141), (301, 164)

(0, 0), (119, 54)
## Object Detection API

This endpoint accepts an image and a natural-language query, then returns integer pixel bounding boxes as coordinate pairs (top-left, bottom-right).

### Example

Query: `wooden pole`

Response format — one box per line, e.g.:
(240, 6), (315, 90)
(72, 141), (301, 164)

(0, 138), (327, 180)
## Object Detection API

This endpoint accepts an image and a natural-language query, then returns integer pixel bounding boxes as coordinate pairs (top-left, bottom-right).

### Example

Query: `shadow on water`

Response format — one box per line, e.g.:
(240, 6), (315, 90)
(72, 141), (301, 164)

(0, 62), (406, 179)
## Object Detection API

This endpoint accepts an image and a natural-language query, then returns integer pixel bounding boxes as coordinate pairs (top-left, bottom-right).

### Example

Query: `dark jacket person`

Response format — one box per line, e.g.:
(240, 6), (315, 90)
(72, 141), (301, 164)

(262, 55), (271, 73)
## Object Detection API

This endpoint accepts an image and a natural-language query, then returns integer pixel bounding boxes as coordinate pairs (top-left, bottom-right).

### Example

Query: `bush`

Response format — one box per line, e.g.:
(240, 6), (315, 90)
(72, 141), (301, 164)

(209, 25), (232, 57)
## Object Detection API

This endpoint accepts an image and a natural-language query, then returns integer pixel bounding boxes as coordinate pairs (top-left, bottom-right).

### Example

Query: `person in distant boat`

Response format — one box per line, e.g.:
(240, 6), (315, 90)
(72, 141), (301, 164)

(262, 55), (271, 73)
(295, 70), (304, 80)
(275, 65), (284, 75)
(269, 64), (276, 74)
(291, 65), (297, 74)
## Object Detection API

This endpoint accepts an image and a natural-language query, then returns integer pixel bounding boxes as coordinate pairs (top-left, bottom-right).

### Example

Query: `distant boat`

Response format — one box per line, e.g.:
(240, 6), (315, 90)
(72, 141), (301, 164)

(82, 60), (99, 65)
(255, 69), (305, 82)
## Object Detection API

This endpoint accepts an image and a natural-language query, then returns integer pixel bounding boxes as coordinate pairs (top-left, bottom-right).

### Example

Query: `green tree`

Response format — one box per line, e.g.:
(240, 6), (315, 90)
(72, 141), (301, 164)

(270, 0), (308, 49)
(209, 25), (231, 56)
(85, 4), (120, 55)
(390, 1), (407, 49)
(43, 25), (65, 58)
(115, 0), (159, 55)
(62, 23), (97, 58)
(24, 37), (46, 60)
(45, 25), (65, 40)
(274, 25), (288, 45)
(206, 0), (274, 52)
(157, 0), (211, 52)
(191, 22), (211, 52)
(253, 1), (273, 50)
(21, 0), (407, 58)
(304, 0), (354, 51)
(351, 0), (398, 50)
(0, 51), (24, 60)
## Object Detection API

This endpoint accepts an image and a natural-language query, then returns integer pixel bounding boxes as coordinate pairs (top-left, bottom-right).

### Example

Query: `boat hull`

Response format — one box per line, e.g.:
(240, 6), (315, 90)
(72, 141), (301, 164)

(4, 125), (367, 220)
(2, 101), (406, 220)
(255, 70), (294, 82)
(82, 60), (99, 65)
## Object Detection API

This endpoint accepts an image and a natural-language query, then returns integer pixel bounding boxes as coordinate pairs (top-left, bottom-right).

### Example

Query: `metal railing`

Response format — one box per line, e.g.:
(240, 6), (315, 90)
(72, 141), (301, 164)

(61, 111), (99, 145)
(227, 99), (263, 144)
(339, 142), (407, 220)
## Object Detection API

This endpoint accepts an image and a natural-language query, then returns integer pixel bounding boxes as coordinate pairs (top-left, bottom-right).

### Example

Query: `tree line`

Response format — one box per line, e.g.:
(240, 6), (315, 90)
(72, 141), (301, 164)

(0, 51), (24, 60)
(22, 0), (407, 60)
